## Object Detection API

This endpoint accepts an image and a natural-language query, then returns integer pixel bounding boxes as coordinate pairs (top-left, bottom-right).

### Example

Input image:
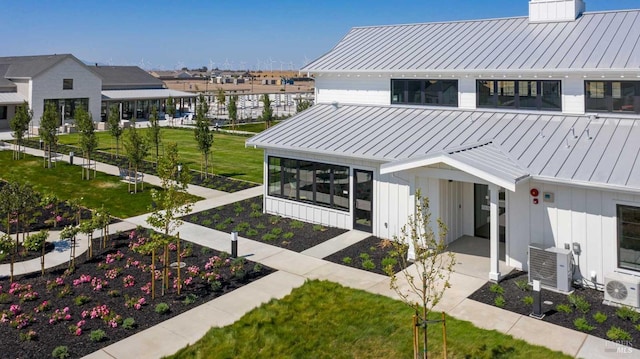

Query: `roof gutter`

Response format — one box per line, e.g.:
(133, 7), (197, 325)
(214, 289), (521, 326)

(532, 175), (640, 195)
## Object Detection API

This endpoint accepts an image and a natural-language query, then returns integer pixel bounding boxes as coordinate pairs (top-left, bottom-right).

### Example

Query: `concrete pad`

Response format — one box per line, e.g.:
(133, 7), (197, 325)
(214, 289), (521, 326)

(81, 349), (116, 359)
(257, 250), (327, 275)
(507, 315), (587, 357)
(305, 262), (388, 291)
(96, 324), (188, 359)
(238, 240), (286, 262)
(244, 271), (306, 299)
(577, 335), (635, 358)
(448, 299), (521, 333)
(157, 305), (237, 343)
(301, 230), (370, 258)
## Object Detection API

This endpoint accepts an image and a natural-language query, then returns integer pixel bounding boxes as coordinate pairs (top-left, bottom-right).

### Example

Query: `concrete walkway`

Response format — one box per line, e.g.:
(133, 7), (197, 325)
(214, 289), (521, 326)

(0, 130), (626, 359)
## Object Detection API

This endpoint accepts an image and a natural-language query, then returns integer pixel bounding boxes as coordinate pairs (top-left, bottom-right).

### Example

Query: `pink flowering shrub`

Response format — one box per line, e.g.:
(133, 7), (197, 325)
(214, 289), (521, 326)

(33, 301), (50, 313)
(68, 319), (86, 336)
(10, 313), (34, 329)
(105, 251), (125, 264)
(122, 275), (135, 288)
(91, 277), (108, 291)
(72, 274), (92, 286)
(49, 307), (72, 324)
(104, 268), (121, 280)
(140, 282), (151, 295)
(124, 296), (146, 310)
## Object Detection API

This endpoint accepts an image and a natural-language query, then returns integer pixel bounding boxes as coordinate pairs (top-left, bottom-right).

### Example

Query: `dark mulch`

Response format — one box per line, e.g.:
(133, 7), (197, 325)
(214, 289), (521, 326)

(0, 229), (274, 359)
(182, 196), (348, 253)
(20, 140), (258, 193)
(0, 243), (55, 265)
(324, 236), (410, 276)
(469, 271), (640, 348)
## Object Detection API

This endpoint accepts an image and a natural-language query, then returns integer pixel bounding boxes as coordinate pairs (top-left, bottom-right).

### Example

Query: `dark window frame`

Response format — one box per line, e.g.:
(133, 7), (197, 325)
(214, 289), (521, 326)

(585, 81), (640, 114)
(267, 156), (350, 211)
(618, 204), (640, 272)
(63, 78), (73, 90)
(391, 79), (458, 107)
(476, 80), (562, 111)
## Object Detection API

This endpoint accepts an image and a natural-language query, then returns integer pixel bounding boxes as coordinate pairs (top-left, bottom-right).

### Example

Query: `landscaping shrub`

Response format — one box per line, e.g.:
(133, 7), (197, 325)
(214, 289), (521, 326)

(182, 294), (198, 305)
(573, 317), (595, 332)
(494, 295), (506, 308)
(90, 329), (106, 342)
(155, 303), (170, 314)
(514, 279), (531, 291)
(342, 257), (352, 264)
(593, 311), (608, 324)
(522, 296), (534, 305)
(616, 306), (640, 323)
(607, 326), (632, 341)
(122, 317), (136, 330)
(489, 283), (505, 295)
(361, 259), (375, 271)
(567, 293), (590, 314)
(556, 304), (573, 314)
(51, 346), (70, 359)
(74, 295), (91, 306)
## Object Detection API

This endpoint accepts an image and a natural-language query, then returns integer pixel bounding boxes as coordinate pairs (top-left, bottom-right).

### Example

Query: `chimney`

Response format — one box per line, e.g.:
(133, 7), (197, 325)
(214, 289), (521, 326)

(529, 0), (585, 22)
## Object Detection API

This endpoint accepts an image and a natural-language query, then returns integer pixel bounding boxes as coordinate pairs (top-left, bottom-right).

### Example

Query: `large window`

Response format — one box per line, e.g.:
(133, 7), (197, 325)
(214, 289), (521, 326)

(0, 106), (6, 120)
(618, 205), (640, 272)
(477, 80), (561, 111)
(391, 79), (458, 107)
(268, 156), (349, 211)
(44, 98), (89, 121)
(585, 81), (640, 114)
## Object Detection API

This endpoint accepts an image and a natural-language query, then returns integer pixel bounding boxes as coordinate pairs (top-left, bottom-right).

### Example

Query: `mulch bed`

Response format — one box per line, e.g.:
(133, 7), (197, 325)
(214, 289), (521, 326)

(468, 271), (640, 348)
(19, 140), (258, 193)
(324, 236), (410, 276)
(182, 196), (348, 252)
(0, 228), (274, 359)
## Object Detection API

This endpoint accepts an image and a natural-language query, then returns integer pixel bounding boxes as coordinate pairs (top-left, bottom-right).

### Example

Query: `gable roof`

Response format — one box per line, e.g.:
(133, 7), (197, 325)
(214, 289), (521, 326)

(247, 104), (640, 192)
(303, 9), (640, 73)
(91, 66), (164, 90)
(0, 54), (77, 79)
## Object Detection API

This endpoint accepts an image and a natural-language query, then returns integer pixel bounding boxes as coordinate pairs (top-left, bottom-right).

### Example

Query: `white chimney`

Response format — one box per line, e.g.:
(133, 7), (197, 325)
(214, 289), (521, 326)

(529, 0), (586, 22)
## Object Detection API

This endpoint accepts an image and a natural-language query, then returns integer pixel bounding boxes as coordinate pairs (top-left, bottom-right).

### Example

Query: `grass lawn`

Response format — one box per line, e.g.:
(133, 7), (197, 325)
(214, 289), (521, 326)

(0, 151), (201, 218)
(58, 127), (264, 183)
(167, 280), (571, 359)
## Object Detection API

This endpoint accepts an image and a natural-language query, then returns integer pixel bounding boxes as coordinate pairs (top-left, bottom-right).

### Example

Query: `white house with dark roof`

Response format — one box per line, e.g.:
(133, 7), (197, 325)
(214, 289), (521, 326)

(0, 54), (195, 129)
(247, 0), (640, 300)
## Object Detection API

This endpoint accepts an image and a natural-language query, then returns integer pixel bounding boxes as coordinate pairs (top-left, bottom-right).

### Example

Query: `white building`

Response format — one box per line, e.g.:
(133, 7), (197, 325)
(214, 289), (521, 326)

(0, 54), (195, 129)
(247, 0), (640, 300)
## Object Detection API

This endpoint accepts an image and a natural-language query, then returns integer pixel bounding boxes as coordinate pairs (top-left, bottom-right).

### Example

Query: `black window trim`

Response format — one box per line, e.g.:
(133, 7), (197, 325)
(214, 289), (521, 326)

(585, 80), (640, 114)
(391, 79), (459, 107)
(617, 204), (640, 272)
(476, 79), (562, 112)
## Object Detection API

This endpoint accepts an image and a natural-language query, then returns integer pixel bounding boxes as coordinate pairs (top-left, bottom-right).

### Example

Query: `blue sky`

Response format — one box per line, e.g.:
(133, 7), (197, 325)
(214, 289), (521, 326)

(3, 0), (639, 70)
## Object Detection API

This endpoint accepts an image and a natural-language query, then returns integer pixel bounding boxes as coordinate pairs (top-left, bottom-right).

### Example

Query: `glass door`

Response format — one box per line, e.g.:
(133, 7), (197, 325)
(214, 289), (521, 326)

(474, 184), (505, 241)
(353, 169), (373, 232)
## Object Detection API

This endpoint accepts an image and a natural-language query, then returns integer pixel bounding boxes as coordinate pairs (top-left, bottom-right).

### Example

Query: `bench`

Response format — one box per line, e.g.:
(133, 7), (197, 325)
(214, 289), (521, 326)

(118, 167), (144, 184)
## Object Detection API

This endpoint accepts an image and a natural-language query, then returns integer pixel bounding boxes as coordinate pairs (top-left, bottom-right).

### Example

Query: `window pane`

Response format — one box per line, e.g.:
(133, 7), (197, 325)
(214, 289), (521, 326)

(585, 81), (607, 111)
(407, 80), (422, 104)
(519, 81), (537, 109)
(282, 159), (297, 199)
(0, 106), (6, 120)
(298, 161), (314, 202)
(63, 79), (73, 90)
(497, 81), (515, 107)
(612, 82), (636, 112)
(333, 166), (350, 210)
(540, 81), (561, 110)
(424, 81), (439, 104)
(268, 157), (282, 196)
(477, 81), (495, 107)
(619, 205), (640, 271)
(441, 80), (458, 106)
(391, 80), (405, 103)
(315, 163), (332, 207)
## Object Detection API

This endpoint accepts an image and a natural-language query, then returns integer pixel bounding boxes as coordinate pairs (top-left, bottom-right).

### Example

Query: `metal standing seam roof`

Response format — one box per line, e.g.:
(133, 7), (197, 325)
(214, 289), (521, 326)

(0, 92), (26, 104)
(101, 89), (197, 101)
(303, 10), (640, 72)
(246, 104), (640, 191)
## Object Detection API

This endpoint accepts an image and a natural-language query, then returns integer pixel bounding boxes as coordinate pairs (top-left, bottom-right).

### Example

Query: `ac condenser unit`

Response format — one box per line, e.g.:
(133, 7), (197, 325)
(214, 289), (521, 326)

(528, 243), (572, 293)
(604, 273), (640, 308)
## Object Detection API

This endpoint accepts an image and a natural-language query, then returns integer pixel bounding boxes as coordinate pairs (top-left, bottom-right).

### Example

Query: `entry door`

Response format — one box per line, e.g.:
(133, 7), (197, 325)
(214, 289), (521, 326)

(353, 169), (373, 232)
(474, 184), (505, 241)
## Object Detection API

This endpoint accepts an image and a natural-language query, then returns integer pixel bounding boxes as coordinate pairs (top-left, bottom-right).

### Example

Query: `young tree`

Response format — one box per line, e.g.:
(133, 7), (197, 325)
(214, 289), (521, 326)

(107, 104), (123, 159)
(147, 106), (162, 166)
(79, 217), (97, 259)
(94, 205), (111, 250)
(0, 182), (19, 281)
(261, 94), (273, 129)
(75, 107), (98, 180)
(215, 88), (225, 116)
(228, 95), (238, 130)
(296, 98), (312, 113)
(60, 225), (80, 272)
(166, 97), (176, 126)
(146, 142), (194, 296)
(123, 125), (150, 194)
(9, 101), (32, 160)
(39, 101), (59, 168)
(24, 230), (49, 276)
(194, 94), (214, 179)
(384, 189), (456, 359)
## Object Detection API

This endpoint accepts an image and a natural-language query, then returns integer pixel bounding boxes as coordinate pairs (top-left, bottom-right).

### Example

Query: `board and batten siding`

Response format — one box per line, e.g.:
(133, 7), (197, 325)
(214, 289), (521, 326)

(508, 180), (640, 286)
(30, 57), (102, 126)
(262, 149), (411, 239)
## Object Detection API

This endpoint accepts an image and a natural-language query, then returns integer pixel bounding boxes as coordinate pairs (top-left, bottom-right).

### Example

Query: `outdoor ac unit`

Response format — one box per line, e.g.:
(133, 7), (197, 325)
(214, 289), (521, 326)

(528, 243), (572, 293)
(604, 273), (640, 308)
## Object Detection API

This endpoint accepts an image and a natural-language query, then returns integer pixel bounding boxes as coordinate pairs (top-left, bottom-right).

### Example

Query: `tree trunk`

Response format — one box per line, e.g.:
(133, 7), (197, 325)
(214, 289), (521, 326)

(151, 248), (156, 300)
(177, 234), (181, 295)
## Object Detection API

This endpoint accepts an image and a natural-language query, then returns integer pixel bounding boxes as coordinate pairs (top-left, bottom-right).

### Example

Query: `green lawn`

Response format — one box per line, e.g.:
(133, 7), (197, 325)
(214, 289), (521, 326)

(167, 280), (571, 359)
(58, 127), (264, 183)
(0, 151), (200, 218)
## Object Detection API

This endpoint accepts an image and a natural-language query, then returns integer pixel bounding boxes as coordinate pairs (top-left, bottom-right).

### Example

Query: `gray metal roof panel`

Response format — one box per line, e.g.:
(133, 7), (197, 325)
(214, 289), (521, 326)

(304, 10), (640, 72)
(0, 92), (26, 104)
(247, 104), (640, 191)
(92, 66), (163, 89)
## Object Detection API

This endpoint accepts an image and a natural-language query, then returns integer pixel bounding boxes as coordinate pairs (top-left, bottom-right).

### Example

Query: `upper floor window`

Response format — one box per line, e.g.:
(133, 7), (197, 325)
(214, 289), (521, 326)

(585, 81), (639, 114)
(63, 79), (73, 90)
(391, 79), (458, 107)
(477, 80), (561, 111)
(618, 204), (640, 272)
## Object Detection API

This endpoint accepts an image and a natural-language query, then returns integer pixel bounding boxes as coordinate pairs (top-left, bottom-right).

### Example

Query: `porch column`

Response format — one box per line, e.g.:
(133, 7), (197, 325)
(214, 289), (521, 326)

(488, 184), (501, 282)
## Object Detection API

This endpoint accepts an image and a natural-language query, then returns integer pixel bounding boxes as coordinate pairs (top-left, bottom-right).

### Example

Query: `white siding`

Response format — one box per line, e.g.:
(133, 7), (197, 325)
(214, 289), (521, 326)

(562, 77), (585, 114)
(315, 76), (389, 105)
(458, 77), (476, 110)
(30, 57), (102, 126)
(508, 180), (640, 287)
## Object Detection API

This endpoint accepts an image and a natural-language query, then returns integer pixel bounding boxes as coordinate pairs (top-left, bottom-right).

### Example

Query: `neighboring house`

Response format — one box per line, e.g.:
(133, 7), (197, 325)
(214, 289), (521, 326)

(0, 54), (195, 128)
(247, 0), (640, 297)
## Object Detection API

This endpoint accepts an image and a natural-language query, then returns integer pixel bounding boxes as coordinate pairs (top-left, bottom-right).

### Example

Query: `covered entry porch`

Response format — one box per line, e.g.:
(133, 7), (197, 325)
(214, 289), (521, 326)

(381, 141), (529, 282)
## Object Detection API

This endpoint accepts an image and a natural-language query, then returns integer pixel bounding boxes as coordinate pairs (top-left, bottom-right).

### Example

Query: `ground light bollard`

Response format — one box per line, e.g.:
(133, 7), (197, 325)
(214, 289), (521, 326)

(530, 279), (545, 319)
(69, 151), (74, 165)
(231, 231), (238, 258)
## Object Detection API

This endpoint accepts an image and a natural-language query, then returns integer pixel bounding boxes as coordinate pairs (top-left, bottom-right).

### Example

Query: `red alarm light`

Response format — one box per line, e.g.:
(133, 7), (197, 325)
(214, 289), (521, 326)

(530, 188), (539, 197)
